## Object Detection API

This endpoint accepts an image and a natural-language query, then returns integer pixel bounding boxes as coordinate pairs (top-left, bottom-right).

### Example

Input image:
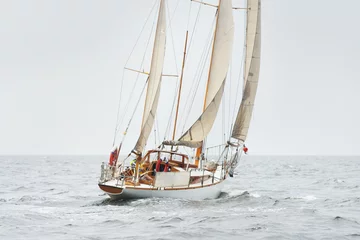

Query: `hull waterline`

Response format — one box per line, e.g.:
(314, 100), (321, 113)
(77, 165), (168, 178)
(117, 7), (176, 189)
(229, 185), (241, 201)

(98, 180), (225, 200)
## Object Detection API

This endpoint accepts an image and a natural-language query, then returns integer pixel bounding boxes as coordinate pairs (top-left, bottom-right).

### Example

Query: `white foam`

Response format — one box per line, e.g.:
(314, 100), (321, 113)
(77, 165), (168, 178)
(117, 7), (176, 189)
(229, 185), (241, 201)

(251, 193), (261, 198)
(302, 195), (317, 201)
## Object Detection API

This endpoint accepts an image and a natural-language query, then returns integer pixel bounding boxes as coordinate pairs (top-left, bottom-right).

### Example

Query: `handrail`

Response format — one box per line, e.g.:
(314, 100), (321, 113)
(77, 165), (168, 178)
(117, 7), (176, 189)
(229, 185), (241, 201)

(100, 161), (225, 189)
(188, 169), (193, 187)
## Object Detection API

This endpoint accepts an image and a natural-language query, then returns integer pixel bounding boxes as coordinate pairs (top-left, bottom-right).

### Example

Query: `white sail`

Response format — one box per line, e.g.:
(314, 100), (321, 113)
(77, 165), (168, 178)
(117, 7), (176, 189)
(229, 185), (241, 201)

(134, 0), (167, 154)
(177, 0), (234, 147)
(231, 0), (261, 142)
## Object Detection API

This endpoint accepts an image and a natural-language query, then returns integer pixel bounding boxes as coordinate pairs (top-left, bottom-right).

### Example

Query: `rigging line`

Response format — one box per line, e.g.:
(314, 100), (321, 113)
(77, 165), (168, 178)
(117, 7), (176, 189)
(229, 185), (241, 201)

(162, 0), (182, 141)
(113, 69), (126, 145)
(231, 48), (245, 128)
(167, 0), (181, 34)
(177, 3), (209, 130)
(227, 59), (233, 139)
(180, 14), (215, 123)
(180, 29), (213, 134)
(124, 0), (158, 67)
(184, 0), (202, 63)
(222, 77), (226, 143)
(156, 115), (161, 147)
(166, 1), (180, 75)
(153, 119), (157, 149)
(115, 9), (158, 136)
(230, 9), (248, 134)
(163, 79), (179, 141)
(186, 0), (193, 30)
(114, 0), (158, 136)
(114, 1), (158, 142)
(121, 78), (149, 144)
(180, 13), (217, 134)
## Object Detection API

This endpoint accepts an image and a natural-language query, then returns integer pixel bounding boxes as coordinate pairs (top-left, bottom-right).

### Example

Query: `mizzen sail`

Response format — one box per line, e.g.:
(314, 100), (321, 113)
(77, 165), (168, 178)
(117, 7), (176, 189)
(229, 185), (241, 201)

(134, 0), (167, 154)
(177, 0), (234, 148)
(231, 0), (261, 142)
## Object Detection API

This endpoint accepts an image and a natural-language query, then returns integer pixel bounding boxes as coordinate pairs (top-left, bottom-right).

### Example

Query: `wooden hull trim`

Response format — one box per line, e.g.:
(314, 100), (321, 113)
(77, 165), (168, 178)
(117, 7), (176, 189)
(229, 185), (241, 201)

(98, 184), (124, 195)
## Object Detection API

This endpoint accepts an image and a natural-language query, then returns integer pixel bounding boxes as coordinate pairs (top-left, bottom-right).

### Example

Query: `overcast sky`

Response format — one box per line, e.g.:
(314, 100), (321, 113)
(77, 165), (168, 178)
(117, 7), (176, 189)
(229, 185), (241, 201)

(1, 0), (359, 155)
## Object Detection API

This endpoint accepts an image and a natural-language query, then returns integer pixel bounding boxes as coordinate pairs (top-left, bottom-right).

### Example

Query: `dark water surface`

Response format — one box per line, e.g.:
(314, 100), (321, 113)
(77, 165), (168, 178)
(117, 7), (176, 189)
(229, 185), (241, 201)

(1, 155), (359, 239)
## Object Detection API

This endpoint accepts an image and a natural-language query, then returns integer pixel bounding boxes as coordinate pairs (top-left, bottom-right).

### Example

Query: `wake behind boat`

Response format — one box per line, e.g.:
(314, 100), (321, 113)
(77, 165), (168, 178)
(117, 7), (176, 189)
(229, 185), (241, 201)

(98, 0), (261, 200)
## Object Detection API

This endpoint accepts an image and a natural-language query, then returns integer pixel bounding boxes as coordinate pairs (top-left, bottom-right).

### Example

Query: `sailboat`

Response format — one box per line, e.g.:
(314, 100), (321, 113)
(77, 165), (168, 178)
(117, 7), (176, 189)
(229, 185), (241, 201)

(98, 0), (261, 200)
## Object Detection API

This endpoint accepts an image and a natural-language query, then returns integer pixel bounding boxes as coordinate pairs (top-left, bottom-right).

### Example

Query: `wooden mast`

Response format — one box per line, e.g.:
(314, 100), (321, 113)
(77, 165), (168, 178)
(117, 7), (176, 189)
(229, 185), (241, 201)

(172, 31), (189, 142)
(195, 1), (221, 167)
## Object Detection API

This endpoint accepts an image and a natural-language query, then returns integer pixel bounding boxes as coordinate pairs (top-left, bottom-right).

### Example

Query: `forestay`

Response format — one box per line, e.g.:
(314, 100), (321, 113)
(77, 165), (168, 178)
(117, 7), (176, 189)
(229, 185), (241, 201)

(177, 0), (234, 148)
(231, 0), (261, 142)
(134, 0), (167, 154)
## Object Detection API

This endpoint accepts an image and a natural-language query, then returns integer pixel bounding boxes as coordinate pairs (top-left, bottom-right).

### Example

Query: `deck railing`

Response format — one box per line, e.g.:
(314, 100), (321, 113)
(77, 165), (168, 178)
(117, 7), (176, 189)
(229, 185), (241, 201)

(100, 162), (223, 189)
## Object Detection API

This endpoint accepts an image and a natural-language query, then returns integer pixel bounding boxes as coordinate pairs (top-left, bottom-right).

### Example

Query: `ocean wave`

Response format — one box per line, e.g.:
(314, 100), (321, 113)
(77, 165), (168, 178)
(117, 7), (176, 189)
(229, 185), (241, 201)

(17, 195), (48, 203)
(333, 216), (359, 225)
(333, 178), (345, 183)
(284, 195), (317, 201)
(148, 216), (162, 222)
(248, 207), (286, 213)
(13, 186), (29, 191)
(163, 217), (184, 224)
(23, 213), (52, 221)
(218, 190), (278, 208)
(2, 155), (360, 239)
(101, 219), (127, 225)
(191, 216), (220, 224)
(53, 190), (69, 195)
(246, 224), (267, 232)
(346, 233), (360, 237)
(220, 190), (250, 199)
(90, 198), (131, 206)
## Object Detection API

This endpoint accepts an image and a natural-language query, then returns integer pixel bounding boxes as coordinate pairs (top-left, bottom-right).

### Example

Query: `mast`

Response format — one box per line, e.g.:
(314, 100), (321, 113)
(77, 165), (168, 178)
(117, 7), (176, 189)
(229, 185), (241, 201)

(166, 0), (234, 163)
(133, 0), (167, 155)
(194, 3), (222, 166)
(231, 0), (261, 143)
(172, 31), (189, 141)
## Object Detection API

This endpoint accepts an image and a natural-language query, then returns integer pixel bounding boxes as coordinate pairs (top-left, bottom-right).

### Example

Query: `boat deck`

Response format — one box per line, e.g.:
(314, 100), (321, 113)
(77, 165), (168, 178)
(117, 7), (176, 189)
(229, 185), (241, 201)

(103, 166), (223, 190)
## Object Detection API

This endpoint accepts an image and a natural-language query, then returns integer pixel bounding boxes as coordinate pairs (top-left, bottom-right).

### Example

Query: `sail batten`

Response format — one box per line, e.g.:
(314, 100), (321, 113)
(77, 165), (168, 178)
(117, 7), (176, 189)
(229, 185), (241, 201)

(177, 0), (234, 147)
(231, 0), (261, 142)
(134, 0), (167, 154)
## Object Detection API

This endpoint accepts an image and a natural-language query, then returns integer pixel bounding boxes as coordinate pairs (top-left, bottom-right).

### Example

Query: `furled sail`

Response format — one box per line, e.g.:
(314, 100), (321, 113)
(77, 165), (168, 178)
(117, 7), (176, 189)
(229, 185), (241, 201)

(231, 0), (261, 142)
(176, 0), (234, 148)
(134, 0), (167, 154)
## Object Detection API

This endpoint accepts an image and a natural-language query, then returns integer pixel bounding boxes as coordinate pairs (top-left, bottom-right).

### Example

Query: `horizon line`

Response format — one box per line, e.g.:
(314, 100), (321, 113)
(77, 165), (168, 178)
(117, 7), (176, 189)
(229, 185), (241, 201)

(0, 153), (359, 157)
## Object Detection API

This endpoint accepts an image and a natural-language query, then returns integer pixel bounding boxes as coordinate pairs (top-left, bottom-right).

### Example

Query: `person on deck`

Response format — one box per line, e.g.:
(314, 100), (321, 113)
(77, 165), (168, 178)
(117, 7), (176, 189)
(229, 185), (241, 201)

(155, 157), (162, 173)
(164, 158), (169, 172)
(109, 147), (118, 166)
(243, 145), (248, 154)
(130, 158), (136, 171)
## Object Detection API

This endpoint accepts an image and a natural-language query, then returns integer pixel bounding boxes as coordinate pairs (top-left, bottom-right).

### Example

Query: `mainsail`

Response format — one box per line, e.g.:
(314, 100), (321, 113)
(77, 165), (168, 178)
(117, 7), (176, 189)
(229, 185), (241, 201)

(177, 0), (234, 148)
(231, 0), (261, 142)
(134, 0), (167, 154)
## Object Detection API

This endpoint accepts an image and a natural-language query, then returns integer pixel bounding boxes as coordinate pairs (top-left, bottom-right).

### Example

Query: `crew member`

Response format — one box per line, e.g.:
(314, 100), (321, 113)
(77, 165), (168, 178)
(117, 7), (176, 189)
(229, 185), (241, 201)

(155, 157), (162, 172)
(130, 158), (136, 170)
(164, 158), (169, 172)
(243, 145), (248, 154)
(109, 147), (118, 166)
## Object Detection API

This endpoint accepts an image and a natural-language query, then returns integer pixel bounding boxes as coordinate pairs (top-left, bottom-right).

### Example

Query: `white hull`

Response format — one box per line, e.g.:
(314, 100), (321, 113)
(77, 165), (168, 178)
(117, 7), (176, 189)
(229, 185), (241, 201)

(99, 180), (225, 200)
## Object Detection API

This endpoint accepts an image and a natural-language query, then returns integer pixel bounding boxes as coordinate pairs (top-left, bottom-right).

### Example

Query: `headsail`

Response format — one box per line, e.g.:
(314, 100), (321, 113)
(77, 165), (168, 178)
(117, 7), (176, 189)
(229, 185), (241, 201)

(177, 0), (234, 148)
(134, 0), (167, 154)
(231, 0), (261, 142)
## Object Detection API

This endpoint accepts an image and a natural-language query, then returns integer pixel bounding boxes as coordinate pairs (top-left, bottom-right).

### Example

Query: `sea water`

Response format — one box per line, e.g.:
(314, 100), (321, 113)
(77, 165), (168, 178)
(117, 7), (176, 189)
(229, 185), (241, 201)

(0, 155), (359, 240)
